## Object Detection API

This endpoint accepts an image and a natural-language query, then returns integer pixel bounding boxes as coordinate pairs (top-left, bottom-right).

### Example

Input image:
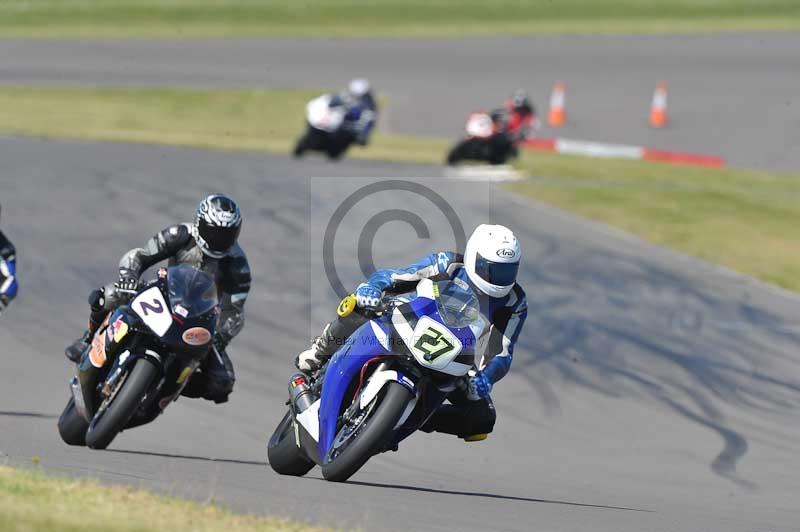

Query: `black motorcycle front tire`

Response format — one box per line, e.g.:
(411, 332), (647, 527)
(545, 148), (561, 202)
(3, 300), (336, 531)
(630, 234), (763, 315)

(86, 357), (158, 450)
(57, 397), (89, 446)
(446, 140), (470, 165)
(293, 131), (313, 157)
(321, 381), (412, 482)
(293, 126), (326, 157)
(267, 411), (315, 476)
(447, 138), (489, 165)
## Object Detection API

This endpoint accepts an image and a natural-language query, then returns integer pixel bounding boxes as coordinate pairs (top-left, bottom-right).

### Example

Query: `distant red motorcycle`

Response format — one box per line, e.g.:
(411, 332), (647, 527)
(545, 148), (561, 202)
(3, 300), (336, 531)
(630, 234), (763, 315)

(446, 105), (538, 166)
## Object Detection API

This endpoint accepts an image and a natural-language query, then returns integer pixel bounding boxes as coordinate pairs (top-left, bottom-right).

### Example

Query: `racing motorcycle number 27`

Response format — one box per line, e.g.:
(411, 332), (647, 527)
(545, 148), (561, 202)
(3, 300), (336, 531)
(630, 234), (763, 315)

(409, 316), (463, 368)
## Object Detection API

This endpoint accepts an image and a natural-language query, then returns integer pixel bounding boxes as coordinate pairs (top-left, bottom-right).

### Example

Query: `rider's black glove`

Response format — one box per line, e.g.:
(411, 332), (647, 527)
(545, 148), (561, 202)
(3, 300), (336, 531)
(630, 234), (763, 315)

(114, 269), (140, 294)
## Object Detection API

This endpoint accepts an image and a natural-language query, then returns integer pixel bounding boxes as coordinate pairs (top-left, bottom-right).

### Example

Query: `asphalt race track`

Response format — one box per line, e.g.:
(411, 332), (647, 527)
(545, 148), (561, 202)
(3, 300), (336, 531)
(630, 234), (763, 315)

(1, 136), (800, 531)
(2, 33), (800, 169)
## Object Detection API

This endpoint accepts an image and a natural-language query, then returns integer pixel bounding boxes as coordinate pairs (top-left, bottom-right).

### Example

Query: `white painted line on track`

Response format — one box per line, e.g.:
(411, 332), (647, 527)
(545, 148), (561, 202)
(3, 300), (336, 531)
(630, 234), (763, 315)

(443, 164), (524, 182)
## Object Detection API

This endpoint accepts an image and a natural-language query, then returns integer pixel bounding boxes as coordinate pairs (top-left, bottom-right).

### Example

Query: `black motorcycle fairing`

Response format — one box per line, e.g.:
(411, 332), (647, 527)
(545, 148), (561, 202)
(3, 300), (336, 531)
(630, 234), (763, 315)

(76, 305), (144, 419)
(75, 266), (218, 424)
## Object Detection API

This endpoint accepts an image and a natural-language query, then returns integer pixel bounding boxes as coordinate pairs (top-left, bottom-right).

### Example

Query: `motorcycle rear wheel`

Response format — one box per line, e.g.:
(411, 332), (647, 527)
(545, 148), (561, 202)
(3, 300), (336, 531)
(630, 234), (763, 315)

(321, 381), (412, 482)
(86, 357), (158, 450)
(267, 411), (315, 476)
(57, 397), (88, 446)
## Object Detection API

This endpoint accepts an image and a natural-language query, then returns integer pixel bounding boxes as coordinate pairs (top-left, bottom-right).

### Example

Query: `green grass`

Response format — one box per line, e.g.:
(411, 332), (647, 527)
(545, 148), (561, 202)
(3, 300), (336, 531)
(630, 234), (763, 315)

(512, 152), (800, 291)
(1, 85), (799, 292)
(0, 465), (323, 532)
(0, 0), (798, 38)
(0, 87), (449, 164)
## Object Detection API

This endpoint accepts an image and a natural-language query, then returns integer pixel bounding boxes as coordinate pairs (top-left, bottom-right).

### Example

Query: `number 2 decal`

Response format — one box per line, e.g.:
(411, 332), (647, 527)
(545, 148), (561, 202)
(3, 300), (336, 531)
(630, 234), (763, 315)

(132, 286), (173, 337)
(139, 298), (164, 316)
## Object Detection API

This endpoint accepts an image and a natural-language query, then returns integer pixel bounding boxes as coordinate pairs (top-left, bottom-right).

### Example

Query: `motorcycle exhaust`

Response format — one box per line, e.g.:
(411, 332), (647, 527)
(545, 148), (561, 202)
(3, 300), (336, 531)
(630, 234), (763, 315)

(69, 376), (90, 422)
(288, 373), (317, 414)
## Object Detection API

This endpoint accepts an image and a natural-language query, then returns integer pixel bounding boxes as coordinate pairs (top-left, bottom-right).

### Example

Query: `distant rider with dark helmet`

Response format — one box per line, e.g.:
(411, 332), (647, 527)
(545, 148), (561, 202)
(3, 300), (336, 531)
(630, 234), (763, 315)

(65, 194), (251, 404)
(503, 89), (538, 142)
(0, 203), (19, 316)
(295, 224), (527, 440)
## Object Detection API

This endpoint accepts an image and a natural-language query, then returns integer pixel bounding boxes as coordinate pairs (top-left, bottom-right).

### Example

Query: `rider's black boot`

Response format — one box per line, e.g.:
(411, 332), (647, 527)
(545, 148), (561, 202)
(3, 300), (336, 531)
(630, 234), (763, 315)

(65, 328), (92, 363)
(65, 303), (107, 363)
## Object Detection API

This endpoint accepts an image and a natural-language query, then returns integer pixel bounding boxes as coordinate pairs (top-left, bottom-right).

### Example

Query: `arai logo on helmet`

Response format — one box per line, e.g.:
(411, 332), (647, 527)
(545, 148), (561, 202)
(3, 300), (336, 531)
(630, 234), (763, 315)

(215, 211), (237, 224)
(182, 327), (212, 346)
(496, 248), (516, 259)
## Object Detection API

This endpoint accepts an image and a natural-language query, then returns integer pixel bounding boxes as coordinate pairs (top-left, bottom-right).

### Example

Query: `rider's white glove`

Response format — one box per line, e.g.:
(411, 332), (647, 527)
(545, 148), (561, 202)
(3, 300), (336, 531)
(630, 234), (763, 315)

(355, 283), (382, 309)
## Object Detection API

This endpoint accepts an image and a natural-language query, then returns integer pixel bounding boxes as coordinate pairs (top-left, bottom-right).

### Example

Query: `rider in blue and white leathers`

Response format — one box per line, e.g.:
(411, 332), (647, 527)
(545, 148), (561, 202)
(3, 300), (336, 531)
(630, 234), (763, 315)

(341, 78), (377, 146)
(296, 224), (527, 439)
(0, 204), (18, 316)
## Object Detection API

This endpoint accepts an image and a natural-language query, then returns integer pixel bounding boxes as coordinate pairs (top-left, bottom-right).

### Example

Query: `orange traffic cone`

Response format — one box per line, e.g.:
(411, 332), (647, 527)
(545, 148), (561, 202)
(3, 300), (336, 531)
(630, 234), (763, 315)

(649, 82), (668, 128)
(547, 81), (566, 127)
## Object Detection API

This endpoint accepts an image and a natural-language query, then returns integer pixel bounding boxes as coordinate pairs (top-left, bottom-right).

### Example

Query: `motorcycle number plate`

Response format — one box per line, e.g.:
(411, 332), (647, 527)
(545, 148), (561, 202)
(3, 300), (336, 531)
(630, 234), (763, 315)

(409, 316), (463, 370)
(132, 286), (172, 337)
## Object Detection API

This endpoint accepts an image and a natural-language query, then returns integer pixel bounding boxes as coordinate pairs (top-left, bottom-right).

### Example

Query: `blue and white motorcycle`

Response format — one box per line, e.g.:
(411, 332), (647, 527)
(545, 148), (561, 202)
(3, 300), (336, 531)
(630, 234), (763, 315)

(292, 93), (375, 160)
(267, 278), (485, 482)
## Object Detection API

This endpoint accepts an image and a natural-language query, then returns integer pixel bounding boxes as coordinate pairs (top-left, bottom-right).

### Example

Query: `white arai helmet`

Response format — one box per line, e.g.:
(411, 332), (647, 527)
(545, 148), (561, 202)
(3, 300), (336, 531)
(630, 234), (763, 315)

(464, 224), (521, 298)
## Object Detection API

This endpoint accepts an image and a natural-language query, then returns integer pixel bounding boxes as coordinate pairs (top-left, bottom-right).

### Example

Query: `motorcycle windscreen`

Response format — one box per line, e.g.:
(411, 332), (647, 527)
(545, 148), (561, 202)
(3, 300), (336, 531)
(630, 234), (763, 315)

(394, 295), (479, 376)
(167, 264), (217, 318)
(317, 319), (392, 458)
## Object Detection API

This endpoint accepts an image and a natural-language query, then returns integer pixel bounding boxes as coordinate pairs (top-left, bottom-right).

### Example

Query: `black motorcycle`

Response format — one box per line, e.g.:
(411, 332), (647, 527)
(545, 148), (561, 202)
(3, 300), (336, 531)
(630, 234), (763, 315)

(446, 110), (517, 166)
(58, 264), (218, 449)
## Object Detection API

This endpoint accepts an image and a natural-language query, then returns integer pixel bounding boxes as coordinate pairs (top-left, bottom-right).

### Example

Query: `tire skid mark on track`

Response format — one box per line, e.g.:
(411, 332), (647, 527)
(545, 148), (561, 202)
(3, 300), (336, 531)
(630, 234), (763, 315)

(1, 138), (799, 532)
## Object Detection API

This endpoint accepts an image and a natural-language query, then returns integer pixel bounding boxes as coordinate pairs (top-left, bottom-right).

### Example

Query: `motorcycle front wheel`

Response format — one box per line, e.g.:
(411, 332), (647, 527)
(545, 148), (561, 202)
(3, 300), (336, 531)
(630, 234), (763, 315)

(293, 126), (326, 157)
(86, 357), (158, 450)
(447, 138), (488, 165)
(320, 381), (412, 482)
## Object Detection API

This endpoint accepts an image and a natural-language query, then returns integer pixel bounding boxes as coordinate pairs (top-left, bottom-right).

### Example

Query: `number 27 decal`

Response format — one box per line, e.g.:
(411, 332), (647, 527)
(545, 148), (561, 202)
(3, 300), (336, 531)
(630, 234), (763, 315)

(409, 317), (463, 366)
(414, 326), (456, 361)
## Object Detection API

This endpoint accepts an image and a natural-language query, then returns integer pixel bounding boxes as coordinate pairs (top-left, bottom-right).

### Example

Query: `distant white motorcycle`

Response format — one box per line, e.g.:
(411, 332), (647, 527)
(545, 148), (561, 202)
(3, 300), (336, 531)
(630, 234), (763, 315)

(293, 94), (374, 160)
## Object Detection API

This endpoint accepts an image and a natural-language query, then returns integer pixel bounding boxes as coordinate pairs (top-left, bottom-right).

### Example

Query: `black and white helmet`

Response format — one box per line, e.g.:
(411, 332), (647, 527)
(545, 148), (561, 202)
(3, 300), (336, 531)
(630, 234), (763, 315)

(195, 194), (242, 258)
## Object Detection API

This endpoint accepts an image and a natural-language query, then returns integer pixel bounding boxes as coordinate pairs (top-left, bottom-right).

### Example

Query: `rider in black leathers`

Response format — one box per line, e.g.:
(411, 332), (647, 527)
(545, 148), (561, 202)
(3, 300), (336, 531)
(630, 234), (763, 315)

(65, 194), (251, 404)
